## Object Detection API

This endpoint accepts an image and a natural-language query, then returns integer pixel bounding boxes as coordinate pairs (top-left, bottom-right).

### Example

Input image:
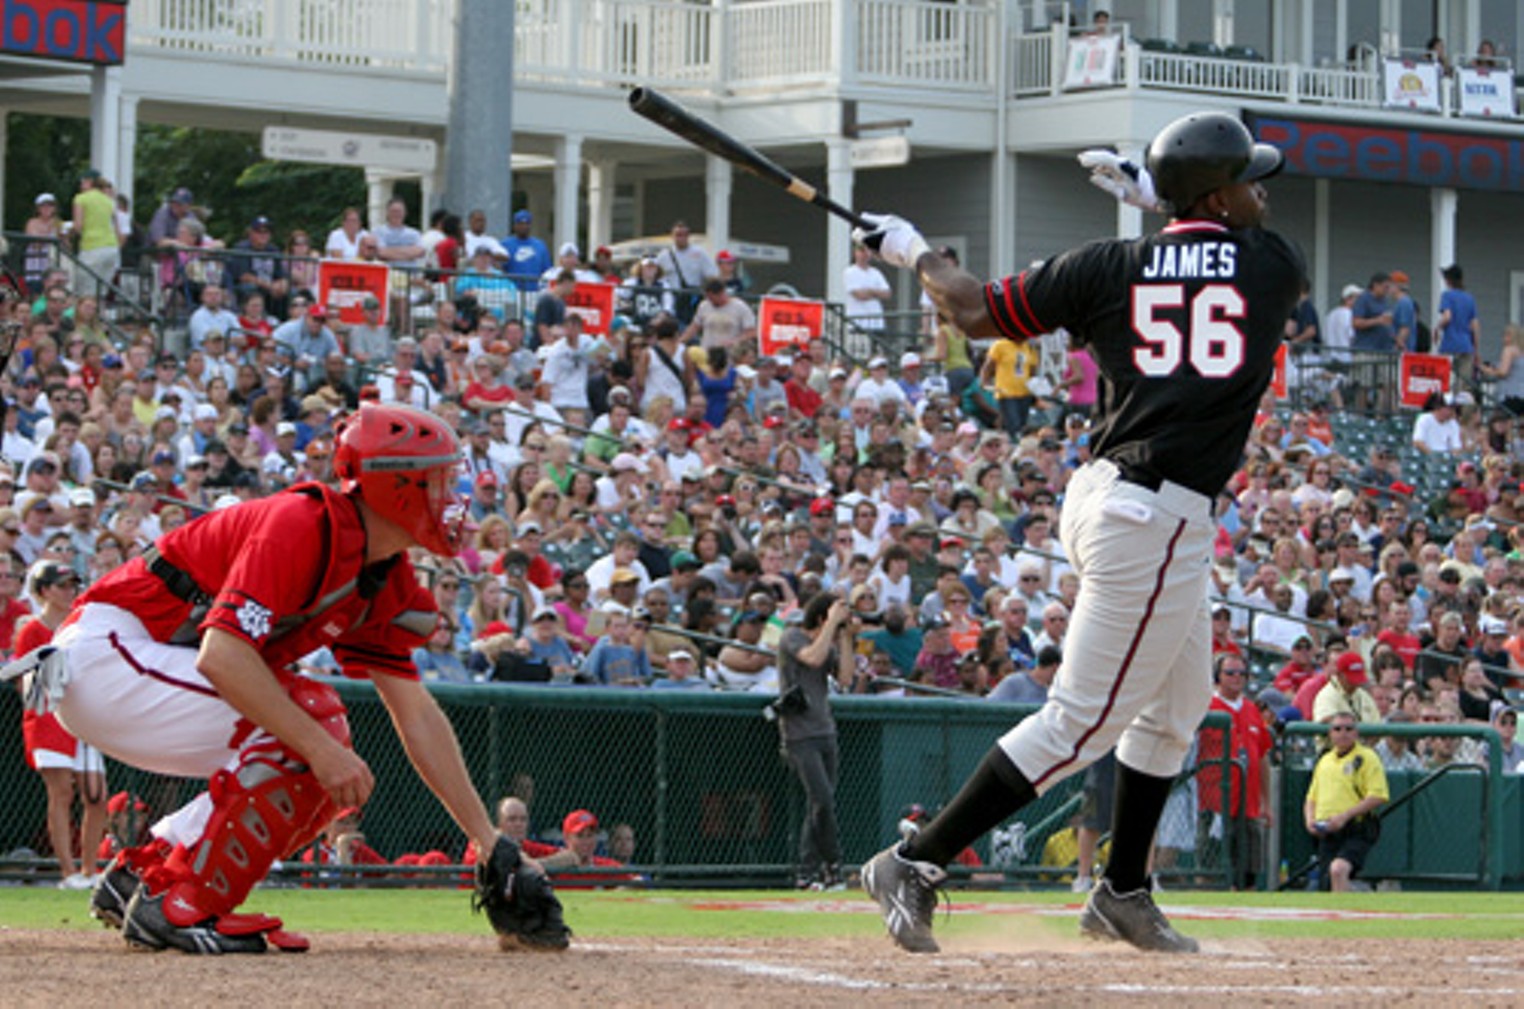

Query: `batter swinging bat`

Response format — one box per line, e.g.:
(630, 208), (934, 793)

(628, 87), (870, 231)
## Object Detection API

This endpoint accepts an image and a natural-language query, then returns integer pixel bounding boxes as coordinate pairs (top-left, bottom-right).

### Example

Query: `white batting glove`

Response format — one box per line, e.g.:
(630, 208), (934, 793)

(852, 212), (932, 271)
(1077, 149), (1168, 213)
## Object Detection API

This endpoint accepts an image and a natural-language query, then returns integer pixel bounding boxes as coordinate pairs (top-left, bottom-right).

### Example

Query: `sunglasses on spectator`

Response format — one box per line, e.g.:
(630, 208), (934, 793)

(1329, 724), (1356, 732)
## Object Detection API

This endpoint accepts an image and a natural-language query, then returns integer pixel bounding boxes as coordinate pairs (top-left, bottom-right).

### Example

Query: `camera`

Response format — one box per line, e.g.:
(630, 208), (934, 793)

(1314, 819), (1331, 835)
(762, 684), (808, 723)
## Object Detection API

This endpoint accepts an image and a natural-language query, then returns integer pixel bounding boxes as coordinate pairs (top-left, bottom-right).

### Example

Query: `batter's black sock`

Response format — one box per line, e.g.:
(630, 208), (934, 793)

(1105, 762), (1173, 894)
(903, 748), (1035, 867)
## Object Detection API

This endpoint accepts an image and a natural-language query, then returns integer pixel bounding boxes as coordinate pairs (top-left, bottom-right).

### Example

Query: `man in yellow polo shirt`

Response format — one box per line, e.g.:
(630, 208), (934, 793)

(979, 335), (1041, 437)
(1303, 713), (1388, 891)
(71, 169), (121, 298)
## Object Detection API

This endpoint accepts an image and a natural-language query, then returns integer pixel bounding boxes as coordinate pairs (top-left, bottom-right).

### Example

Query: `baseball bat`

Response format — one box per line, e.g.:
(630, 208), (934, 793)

(628, 87), (870, 230)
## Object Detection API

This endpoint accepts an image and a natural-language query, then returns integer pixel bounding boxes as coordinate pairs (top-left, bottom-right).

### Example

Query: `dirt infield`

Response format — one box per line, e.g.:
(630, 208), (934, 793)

(2, 930), (1520, 1007)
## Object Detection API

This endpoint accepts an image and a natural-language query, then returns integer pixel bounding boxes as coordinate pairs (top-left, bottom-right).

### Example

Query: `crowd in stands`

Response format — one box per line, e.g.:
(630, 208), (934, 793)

(7, 188), (1524, 776)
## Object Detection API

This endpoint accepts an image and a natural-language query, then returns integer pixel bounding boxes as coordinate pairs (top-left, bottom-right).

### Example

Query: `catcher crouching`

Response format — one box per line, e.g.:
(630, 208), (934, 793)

(1, 404), (570, 954)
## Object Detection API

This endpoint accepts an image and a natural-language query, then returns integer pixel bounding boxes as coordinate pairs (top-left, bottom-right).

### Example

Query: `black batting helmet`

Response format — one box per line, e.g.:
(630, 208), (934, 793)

(1146, 112), (1283, 212)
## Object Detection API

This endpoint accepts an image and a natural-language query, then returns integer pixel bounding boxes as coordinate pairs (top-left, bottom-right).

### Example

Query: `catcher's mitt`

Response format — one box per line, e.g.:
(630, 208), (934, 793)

(473, 836), (571, 952)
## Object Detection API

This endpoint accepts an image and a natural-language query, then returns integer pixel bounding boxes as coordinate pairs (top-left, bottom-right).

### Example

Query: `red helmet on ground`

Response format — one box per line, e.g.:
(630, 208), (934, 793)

(333, 404), (466, 556)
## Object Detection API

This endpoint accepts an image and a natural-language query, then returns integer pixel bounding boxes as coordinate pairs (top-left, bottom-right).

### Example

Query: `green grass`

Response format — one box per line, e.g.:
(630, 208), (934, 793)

(5, 887), (1522, 942)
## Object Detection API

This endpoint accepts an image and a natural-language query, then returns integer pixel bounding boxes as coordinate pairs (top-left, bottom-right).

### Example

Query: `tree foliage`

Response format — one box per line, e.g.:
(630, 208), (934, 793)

(3, 113), (91, 231)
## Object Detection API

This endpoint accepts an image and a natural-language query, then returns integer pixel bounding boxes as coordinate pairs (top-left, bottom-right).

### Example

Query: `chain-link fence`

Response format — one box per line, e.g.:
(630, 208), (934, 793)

(1, 682), (1246, 888)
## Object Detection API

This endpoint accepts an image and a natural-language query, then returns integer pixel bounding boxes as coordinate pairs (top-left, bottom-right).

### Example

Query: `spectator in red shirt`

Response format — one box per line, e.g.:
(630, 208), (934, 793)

(1197, 654), (1273, 889)
(1273, 635), (1321, 694)
(783, 354), (823, 419)
(1210, 605), (1243, 658)
(1374, 599), (1421, 669)
(0, 552), (32, 655)
(300, 806), (388, 869)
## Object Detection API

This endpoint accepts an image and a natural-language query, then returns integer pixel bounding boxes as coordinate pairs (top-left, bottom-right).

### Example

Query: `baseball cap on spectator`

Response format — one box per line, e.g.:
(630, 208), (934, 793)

(69, 487), (96, 508)
(671, 550), (700, 571)
(939, 536), (965, 550)
(512, 209), (532, 224)
(514, 372), (538, 390)
(1390, 269), (1410, 286)
(1328, 566), (1357, 584)
(276, 422), (297, 438)
(611, 452), (644, 473)
(1395, 560), (1421, 579)
(1438, 564), (1463, 584)
(479, 620), (513, 639)
(867, 356), (889, 370)
(475, 471), (498, 489)
(1480, 614), (1509, 635)
(306, 304), (328, 321)
(558, 241), (580, 258)
(829, 366), (848, 380)
(152, 449), (176, 467)
(907, 522), (937, 538)
(1334, 651), (1367, 685)
(35, 193), (56, 206)
(191, 403), (218, 423)
(1330, 488), (1356, 510)
(531, 606), (558, 623)
(809, 497), (835, 517)
(1255, 687), (1288, 710)
(517, 520), (543, 536)
(668, 648), (695, 664)
(32, 559), (78, 589)
(900, 352), (921, 370)
(170, 187), (194, 204)
(922, 615), (950, 632)
(185, 454), (208, 469)
(19, 497), (52, 521)
(360, 293), (381, 311)
(563, 810), (598, 836)
(249, 215), (273, 230)
(610, 568), (640, 585)
(1341, 283), (1363, 300)
(715, 250), (735, 263)
(204, 439), (227, 456)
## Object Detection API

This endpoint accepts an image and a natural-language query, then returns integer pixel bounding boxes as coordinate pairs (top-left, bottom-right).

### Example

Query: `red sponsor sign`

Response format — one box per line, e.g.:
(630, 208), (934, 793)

(566, 282), (616, 336)
(317, 260), (391, 326)
(1270, 342), (1288, 399)
(757, 297), (824, 356)
(1398, 352), (1452, 408)
(0, 0), (126, 66)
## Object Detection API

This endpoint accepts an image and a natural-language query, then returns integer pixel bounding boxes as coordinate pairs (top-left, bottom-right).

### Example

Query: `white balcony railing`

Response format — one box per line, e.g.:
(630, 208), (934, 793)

(854, 0), (995, 91)
(129, 0), (454, 73)
(728, 0), (833, 91)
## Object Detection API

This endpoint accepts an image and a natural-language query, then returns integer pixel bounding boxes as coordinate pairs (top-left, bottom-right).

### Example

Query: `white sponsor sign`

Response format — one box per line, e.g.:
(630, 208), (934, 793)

(849, 136), (911, 170)
(262, 127), (438, 173)
(1382, 59), (1442, 112)
(1457, 66), (1517, 119)
(1064, 33), (1120, 90)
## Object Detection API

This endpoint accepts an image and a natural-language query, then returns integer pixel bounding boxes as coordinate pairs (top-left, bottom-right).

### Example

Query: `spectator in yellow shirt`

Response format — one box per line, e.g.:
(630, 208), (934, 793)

(979, 337), (1040, 436)
(1304, 714), (1388, 891)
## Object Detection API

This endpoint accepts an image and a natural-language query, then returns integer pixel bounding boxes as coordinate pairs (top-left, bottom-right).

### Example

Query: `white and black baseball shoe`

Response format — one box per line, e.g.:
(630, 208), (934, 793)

(861, 844), (947, 953)
(121, 889), (269, 955)
(90, 863), (140, 929)
(1079, 877), (1199, 953)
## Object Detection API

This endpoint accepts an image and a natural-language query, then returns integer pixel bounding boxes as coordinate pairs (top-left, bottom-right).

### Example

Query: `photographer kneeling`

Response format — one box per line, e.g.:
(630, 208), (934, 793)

(1304, 713), (1389, 892)
(773, 592), (855, 891)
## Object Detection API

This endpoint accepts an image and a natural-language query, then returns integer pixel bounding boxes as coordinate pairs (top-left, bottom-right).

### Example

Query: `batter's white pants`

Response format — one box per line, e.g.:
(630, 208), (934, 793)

(998, 459), (1215, 788)
(53, 603), (282, 847)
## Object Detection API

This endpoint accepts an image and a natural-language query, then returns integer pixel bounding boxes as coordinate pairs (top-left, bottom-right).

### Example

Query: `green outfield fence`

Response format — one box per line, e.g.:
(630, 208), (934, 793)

(10, 687), (1517, 890)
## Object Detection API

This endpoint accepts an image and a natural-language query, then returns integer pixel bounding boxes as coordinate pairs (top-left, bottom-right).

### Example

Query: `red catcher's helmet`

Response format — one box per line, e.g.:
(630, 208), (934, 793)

(334, 404), (466, 556)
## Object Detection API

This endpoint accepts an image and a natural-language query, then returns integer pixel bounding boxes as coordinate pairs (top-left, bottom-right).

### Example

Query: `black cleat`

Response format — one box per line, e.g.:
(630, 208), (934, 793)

(121, 890), (269, 955)
(861, 844), (947, 953)
(90, 864), (140, 929)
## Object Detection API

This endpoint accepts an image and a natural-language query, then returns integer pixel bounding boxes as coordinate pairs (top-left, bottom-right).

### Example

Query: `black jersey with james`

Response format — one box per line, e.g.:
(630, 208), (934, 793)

(984, 219), (1305, 498)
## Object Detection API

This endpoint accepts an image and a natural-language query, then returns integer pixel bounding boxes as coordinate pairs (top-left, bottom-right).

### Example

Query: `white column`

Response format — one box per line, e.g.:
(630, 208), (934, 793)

(587, 159), (617, 252)
(420, 172), (438, 222)
(1115, 143), (1146, 239)
(825, 138), (854, 307)
(88, 66), (123, 183)
(553, 134), (583, 255)
(365, 171), (394, 229)
(1431, 187), (1458, 317)
(1314, 178), (1331, 312)
(704, 155), (732, 257)
(116, 92), (139, 205)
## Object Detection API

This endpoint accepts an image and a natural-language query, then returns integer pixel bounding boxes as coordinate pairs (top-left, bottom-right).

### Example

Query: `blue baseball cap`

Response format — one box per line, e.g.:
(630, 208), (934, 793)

(512, 210), (532, 224)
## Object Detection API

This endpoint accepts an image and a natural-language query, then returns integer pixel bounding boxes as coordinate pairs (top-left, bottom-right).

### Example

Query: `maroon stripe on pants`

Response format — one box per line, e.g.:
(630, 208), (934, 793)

(1031, 517), (1188, 789)
(108, 631), (221, 698)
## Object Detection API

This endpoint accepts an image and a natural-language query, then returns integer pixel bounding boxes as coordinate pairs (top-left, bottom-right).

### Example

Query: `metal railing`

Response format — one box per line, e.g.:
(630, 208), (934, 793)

(129, 0), (454, 73)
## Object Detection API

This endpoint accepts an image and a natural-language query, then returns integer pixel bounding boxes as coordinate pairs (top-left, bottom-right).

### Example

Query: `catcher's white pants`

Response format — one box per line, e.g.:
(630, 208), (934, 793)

(53, 603), (279, 846)
(998, 459), (1215, 788)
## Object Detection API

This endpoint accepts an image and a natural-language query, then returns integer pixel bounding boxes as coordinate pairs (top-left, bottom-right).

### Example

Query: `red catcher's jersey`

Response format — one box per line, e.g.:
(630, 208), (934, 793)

(79, 483), (437, 680)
